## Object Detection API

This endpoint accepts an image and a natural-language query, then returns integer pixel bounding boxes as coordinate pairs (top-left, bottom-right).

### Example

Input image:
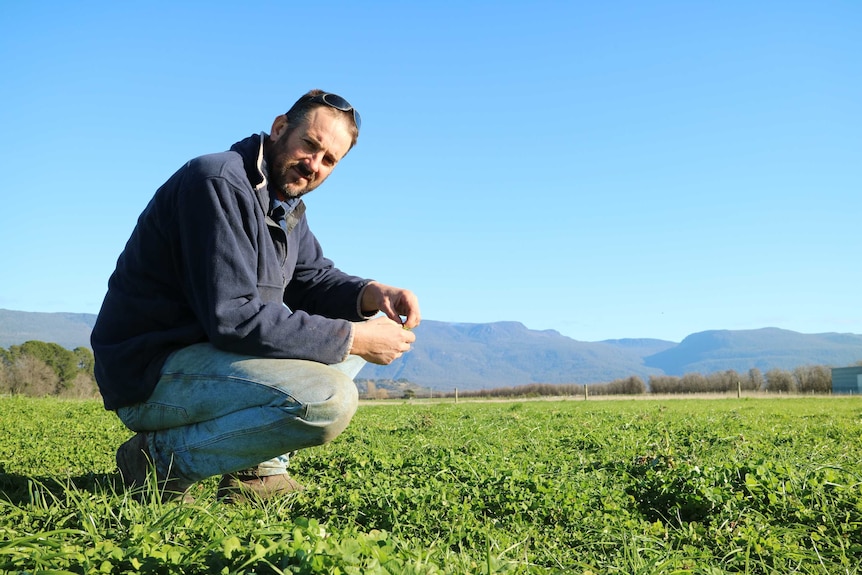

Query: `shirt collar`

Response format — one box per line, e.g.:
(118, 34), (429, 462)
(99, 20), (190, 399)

(269, 194), (300, 219)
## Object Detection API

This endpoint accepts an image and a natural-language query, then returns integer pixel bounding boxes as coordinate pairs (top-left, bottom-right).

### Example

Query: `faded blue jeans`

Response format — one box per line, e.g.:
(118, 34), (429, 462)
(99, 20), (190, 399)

(116, 343), (363, 483)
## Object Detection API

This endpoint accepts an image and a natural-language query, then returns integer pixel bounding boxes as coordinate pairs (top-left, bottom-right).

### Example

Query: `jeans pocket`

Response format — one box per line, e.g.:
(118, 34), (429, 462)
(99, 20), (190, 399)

(116, 402), (190, 432)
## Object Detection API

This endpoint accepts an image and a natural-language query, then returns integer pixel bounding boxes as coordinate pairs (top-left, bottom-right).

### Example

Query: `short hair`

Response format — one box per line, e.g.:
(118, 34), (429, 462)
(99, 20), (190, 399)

(284, 89), (360, 149)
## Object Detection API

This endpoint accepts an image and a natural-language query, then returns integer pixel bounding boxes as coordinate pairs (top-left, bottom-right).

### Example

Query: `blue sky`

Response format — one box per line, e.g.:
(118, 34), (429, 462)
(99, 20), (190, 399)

(0, 1), (859, 343)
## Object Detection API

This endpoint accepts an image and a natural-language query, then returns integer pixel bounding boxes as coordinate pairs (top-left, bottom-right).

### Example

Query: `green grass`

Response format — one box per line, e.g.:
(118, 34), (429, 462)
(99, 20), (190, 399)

(1, 395), (861, 573)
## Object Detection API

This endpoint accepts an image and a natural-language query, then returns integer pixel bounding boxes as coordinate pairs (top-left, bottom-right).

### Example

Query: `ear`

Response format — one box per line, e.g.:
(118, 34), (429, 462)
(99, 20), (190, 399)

(270, 115), (289, 142)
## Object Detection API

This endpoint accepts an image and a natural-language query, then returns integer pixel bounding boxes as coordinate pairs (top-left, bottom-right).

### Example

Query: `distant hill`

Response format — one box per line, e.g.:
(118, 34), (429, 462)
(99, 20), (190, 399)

(359, 321), (668, 390)
(0, 309), (96, 350)
(2, 309), (860, 390)
(643, 327), (862, 375)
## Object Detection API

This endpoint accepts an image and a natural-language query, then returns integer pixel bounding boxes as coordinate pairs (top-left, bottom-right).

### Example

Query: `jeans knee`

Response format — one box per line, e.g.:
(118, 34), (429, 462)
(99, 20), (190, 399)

(313, 372), (359, 445)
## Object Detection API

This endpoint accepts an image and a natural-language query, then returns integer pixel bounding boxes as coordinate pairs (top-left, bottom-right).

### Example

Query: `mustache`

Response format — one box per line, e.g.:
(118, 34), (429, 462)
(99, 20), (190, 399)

(294, 162), (314, 178)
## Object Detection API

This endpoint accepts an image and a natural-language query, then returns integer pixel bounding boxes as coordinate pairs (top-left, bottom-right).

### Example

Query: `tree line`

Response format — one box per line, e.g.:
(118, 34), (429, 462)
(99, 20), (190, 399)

(365, 365), (843, 400)
(647, 366), (833, 394)
(0, 339), (849, 401)
(0, 341), (98, 398)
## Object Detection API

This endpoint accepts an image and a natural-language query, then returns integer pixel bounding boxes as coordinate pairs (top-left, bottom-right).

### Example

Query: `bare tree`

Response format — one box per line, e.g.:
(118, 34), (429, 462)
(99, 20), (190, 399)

(705, 370), (739, 392)
(0, 360), (13, 394)
(57, 372), (100, 399)
(793, 365), (831, 394)
(364, 380), (378, 400)
(765, 368), (796, 393)
(681, 372), (709, 393)
(746, 368), (765, 391)
(9, 355), (60, 396)
(649, 375), (681, 394)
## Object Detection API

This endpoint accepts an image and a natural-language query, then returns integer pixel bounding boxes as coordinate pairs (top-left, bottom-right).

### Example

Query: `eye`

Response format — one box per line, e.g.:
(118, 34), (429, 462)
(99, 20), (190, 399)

(303, 139), (320, 153)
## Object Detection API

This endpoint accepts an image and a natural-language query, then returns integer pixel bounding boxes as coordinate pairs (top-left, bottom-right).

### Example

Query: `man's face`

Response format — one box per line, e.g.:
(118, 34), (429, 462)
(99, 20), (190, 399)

(267, 107), (353, 199)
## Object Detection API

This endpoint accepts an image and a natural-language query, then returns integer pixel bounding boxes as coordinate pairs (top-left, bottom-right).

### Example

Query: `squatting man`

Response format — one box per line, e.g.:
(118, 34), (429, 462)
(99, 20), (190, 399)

(91, 90), (420, 502)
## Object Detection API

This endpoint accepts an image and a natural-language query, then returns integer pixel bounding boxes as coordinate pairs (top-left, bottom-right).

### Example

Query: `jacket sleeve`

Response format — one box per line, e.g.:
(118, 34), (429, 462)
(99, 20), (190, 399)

(283, 213), (373, 321)
(175, 171), (356, 364)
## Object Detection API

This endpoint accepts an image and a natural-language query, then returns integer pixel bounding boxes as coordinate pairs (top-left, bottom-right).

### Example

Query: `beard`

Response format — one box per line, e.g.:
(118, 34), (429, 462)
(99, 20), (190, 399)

(265, 135), (320, 200)
(270, 160), (319, 199)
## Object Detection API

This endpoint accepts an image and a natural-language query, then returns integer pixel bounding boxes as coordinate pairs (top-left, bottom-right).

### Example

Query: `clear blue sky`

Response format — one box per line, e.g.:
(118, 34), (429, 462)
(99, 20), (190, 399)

(1, 1), (859, 343)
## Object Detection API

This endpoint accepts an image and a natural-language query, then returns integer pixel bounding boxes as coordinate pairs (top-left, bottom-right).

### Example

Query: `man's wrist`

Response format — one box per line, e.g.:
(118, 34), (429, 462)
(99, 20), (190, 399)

(357, 280), (379, 318)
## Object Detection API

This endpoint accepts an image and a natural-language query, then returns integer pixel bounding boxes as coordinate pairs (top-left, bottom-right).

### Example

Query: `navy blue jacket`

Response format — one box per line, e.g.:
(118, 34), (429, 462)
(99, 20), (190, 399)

(91, 133), (370, 410)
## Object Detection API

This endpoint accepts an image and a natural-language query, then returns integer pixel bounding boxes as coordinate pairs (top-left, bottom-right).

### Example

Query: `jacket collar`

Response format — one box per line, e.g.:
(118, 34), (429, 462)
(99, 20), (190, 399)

(229, 132), (306, 231)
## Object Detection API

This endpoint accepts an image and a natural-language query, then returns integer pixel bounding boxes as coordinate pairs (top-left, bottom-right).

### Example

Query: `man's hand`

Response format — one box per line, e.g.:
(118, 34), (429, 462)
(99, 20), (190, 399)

(351, 316), (416, 365)
(360, 281), (421, 329)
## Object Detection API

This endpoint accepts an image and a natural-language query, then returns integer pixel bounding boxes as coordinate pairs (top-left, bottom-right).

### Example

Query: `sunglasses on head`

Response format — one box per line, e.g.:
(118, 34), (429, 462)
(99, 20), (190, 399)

(304, 92), (361, 132)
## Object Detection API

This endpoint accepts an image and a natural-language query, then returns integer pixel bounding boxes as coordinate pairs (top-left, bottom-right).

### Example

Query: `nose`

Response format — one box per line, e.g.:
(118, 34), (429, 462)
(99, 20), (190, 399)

(306, 152), (324, 175)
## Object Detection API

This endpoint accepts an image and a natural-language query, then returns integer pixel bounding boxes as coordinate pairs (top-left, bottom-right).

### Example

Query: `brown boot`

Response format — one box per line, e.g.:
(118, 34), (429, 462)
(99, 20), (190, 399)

(218, 469), (304, 504)
(116, 433), (194, 503)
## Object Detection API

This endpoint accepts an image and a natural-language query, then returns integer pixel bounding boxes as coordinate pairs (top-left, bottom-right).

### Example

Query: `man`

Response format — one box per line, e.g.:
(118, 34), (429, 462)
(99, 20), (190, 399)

(91, 89), (420, 502)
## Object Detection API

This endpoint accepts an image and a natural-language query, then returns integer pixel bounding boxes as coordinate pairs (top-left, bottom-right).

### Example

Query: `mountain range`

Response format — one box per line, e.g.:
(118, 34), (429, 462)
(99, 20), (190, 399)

(2, 309), (860, 391)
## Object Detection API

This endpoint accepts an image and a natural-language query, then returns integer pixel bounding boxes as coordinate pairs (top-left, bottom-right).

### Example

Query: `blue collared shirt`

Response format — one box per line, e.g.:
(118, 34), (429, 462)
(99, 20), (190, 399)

(269, 195), (300, 233)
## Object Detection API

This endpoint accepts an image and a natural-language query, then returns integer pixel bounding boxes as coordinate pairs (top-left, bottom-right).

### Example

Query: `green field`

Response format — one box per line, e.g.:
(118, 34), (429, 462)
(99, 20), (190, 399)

(1, 395), (860, 574)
